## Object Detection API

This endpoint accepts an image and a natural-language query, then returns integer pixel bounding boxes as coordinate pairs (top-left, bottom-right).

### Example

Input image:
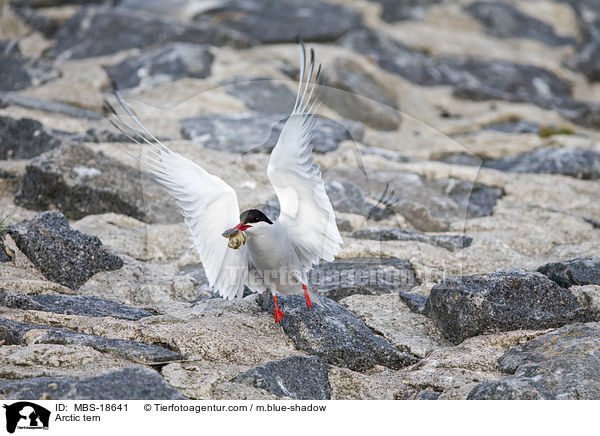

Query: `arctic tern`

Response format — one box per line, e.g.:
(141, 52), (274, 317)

(108, 42), (343, 323)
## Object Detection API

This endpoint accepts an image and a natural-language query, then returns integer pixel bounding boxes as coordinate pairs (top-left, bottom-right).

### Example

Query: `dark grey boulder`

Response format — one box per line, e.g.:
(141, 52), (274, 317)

(0, 93), (103, 120)
(0, 289), (154, 320)
(236, 356), (330, 400)
(0, 40), (58, 91)
(482, 120), (540, 134)
(308, 257), (417, 301)
(484, 147), (600, 179)
(349, 228), (472, 252)
(415, 389), (441, 400)
(222, 78), (296, 115)
(565, 0), (600, 82)
(15, 143), (181, 223)
(369, 0), (441, 23)
(537, 258), (600, 288)
(0, 318), (183, 364)
(465, 2), (575, 47)
(198, 0), (361, 43)
(10, 5), (60, 37)
(0, 116), (62, 159)
(181, 113), (363, 154)
(468, 322), (600, 399)
(258, 292), (418, 371)
(424, 269), (596, 344)
(6, 212), (123, 290)
(324, 180), (373, 216)
(325, 167), (502, 232)
(105, 43), (214, 91)
(323, 58), (401, 131)
(48, 6), (254, 60)
(0, 367), (186, 400)
(340, 28), (571, 109)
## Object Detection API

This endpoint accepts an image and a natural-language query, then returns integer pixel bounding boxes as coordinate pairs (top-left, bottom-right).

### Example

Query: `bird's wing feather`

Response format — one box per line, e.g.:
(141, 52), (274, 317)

(107, 91), (248, 299)
(267, 43), (343, 271)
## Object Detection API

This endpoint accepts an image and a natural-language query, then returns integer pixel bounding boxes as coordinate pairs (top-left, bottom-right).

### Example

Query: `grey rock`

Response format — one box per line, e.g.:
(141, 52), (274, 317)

(0, 93), (103, 120)
(7, 212), (123, 290)
(0, 318), (183, 364)
(0, 245), (10, 263)
(48, 6), (254, 60)
(565, 0), (600, 82)
(0, 367), (186, 400)
(222, 78), (296, 115)
(0, 289), (154, 320)
(415, 389), (441, 400)
(349, 228), (472, 251)
(483, 120), (540, 134)
(468, 322), (600, 399)
(537, 258), (600, 288)
(370, 0), (441, 22)
(10, 5), (60, 37)
(424, 269), (596, 344)
(0, 40), (58, 91)
(324, 180), (372, 216)
(398, 292), (428, 314)
(323, 58), (401, 131)
(326, 167), (502, 231)
(198, 0), (361, 43)
(10, 0), (107, 6)
(15, 143), (182, 223)
(181, 113), (362, 154)
(309, 257), (418, 301)
(484, 147), (600, 179)
(258, 292), (418, 371)
(434, 152), (482, 167)
(340, 28), (572, 109)
(465, 2), (575, 47)
(0, 116), (62, 159)
(105, 43), (214, 91)
(236, 356), (330, 399)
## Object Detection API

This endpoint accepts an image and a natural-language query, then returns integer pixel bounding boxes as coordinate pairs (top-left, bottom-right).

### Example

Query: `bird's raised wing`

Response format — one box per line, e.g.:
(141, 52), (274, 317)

(107, 90), (248, 299)
(267, 43), (343, 270)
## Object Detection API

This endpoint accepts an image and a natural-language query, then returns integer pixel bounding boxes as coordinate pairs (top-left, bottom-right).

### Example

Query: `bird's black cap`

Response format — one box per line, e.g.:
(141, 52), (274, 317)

(240, 209), (273, 225)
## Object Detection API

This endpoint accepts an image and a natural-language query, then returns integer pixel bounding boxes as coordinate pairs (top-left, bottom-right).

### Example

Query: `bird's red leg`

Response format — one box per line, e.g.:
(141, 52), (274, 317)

(273, 295), (285, 323)
(302, 284), (312, 309)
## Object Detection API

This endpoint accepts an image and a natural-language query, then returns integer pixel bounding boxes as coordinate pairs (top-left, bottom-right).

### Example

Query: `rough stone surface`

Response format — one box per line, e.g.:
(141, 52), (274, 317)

(0, 289), (154, 320)
(468, 322), (600, 400)
(222, 78), (296, 115)
(323, 58), (401, 130)
(537, 258), (600, 288)
(484, 147), (600, 179)
(0, 318), (183, 364)
(340, 294), (448, 358)
(236, 355), (330, 400)
(465, 2), (575, 46)
(48, 6), (253, 60)
(349, 228), (472, 251)
(424, 269), (596, 344)
(371, 0), (441, 23)
(6, 212), (123, 290)
(0, 94), (102, 120)
(15, 143), (181, 223)
(0, 367), (185, 400)
(198, 0), (361, 43)
(0, 116), (62, 160)
(308, 257), (417, 301)
(327, 168), (503, 231)
(258, 292), (418, 371)
(565, 0), (600, 82)
(105, 43), (214, 91)
(0, 40), (57, 91)
(181, 113), (363, 154)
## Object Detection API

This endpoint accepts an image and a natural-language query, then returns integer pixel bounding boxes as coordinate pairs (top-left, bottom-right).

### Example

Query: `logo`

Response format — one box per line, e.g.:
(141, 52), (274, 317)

(3, 402), (50, 434)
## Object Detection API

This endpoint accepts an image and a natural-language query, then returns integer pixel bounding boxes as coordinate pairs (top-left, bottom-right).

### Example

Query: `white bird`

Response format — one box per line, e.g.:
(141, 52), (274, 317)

(108, 42), (343, 323)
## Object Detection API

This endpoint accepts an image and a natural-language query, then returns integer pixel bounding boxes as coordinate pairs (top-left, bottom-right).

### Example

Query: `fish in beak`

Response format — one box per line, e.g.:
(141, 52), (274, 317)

(222, 223), (252, 249)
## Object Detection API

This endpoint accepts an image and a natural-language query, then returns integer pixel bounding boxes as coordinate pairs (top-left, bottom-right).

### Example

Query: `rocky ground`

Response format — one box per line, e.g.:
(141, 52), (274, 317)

(1, 0), (600, 400)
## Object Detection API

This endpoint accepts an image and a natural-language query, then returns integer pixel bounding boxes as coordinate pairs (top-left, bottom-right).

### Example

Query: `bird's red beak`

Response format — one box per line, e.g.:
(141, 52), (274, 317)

(234, 222), (252, 231)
